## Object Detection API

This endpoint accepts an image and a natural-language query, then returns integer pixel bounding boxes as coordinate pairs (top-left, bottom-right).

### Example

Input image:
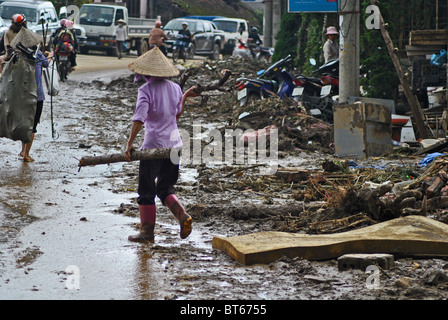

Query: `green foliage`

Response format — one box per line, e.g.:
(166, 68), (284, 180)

(272, 13), (301, 63)
(359, 0), (399, 99)
(272, 0), (439, 99)
(299, 14), (325, 75)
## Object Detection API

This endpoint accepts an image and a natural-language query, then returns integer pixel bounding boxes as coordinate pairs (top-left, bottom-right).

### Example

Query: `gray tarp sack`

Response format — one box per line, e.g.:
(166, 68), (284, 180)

(0, 54), (37, 144)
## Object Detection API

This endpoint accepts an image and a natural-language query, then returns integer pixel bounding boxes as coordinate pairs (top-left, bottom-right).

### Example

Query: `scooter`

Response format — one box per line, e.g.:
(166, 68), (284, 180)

(55, 42), (72, 82)
(293, 58), (339, 97)
(233, 38), (274, 63)
(314, 58), (339, 95)
(235, 54), (295, 106)
(172, 34), (193, 63)
(292, 75), (324, 97)
(291, 59), (339, 123)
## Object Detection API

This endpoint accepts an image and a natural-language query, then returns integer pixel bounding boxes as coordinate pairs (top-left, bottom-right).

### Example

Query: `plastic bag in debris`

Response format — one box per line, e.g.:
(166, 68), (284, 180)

(430, 49), (447, 66)
(0, 54), (37, 143)
(43, 59), (59, 96)
(417, 152), (446, 168)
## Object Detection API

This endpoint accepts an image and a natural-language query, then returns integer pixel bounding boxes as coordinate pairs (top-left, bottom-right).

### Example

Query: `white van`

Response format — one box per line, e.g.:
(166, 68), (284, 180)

(213, 17), (249, 54)
(0, 0), (59, 46)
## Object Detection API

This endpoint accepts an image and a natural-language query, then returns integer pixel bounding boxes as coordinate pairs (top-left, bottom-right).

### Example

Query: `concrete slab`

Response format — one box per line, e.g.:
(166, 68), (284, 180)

(212, 216), (448, 265)
(337, 253), (395, 271)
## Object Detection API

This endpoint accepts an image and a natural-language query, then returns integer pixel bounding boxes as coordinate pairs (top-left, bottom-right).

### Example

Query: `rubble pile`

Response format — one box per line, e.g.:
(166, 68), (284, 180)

(178, 57), (335, 154)
(102, 56), (448, 237)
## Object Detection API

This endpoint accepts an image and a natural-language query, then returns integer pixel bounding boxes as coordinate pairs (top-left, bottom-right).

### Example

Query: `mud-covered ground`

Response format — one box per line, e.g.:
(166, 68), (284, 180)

(1, 56), (448, 303)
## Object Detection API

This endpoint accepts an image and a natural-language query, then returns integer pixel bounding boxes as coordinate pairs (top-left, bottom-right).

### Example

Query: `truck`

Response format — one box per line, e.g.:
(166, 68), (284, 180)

(77, 3), (158, 56)
(163, 18), (225, 60)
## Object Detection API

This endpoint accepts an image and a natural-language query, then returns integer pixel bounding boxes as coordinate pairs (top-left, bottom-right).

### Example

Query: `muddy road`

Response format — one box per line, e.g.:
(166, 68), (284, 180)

(1, 54), (448, 304)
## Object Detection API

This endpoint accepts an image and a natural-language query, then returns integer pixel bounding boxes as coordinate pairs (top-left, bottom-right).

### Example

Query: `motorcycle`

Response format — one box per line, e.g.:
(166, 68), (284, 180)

(232, 38), (273, 63)
(55, 42), (72, 82)
(292, 59), (340, 123)
(235, 54), (295, 106)
(172, 34), (193, 63)
(292, 75), (324, 97)
(314, 58), (339, 96)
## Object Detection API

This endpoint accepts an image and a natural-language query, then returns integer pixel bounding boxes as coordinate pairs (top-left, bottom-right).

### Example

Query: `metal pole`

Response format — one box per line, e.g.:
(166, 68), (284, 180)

(339, 0), (360, 104)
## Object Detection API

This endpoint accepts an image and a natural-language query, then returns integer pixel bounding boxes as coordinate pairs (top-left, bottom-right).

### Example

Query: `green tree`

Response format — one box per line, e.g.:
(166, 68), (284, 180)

(272, 13), (301, 63)
(360, 0), (400, 99)
(272, 0), (440, 98)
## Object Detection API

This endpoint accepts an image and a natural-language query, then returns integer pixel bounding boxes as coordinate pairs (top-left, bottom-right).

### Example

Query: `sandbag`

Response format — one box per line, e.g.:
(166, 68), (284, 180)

(0, 54), (37, 143)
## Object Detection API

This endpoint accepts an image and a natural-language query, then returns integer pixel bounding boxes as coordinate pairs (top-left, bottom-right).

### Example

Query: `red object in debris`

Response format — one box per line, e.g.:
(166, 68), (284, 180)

(392, 118), (409, 126)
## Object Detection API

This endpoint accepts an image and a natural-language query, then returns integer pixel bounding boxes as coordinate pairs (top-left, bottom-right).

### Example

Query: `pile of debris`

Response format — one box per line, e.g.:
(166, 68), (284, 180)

(273, 155), (448, 234)
(177, 58), (335, 154)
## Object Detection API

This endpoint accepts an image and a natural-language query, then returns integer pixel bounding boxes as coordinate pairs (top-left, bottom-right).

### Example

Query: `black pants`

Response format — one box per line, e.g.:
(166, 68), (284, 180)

(137, 158), (179, 206)
(32, 101), (44, 133)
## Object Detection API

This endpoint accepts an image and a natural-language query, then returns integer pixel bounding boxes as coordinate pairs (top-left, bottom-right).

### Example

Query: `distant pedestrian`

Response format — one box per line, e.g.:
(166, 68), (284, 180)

(20, 49), (50, 162)
(323, 26), (339, 63)
(114, 19), (128, 59)
(125, 47), (199, 243)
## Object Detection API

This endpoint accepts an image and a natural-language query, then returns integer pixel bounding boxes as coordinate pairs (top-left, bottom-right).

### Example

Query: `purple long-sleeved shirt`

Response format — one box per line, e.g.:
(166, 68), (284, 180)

(132, 77), (183, 150)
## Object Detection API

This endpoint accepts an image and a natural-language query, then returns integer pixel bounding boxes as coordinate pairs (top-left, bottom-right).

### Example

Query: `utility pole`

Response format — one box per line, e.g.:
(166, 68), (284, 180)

(272, 0), (282, 47)
(339, 0), (360, 104)
(263, 0), (273, 47)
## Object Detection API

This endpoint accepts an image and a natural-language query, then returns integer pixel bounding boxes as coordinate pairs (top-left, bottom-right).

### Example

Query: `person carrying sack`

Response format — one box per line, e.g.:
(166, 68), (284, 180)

(0, 24), (46, 154)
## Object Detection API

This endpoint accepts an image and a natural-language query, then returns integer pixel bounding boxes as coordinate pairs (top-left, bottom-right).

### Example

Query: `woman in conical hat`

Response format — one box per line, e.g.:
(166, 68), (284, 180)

(323, 26), (339, 63)
(125, 47), (199, 243)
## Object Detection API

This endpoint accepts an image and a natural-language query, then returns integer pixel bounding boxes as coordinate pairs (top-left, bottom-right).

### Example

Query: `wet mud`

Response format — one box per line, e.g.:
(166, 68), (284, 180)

(1, 57), (448, 301)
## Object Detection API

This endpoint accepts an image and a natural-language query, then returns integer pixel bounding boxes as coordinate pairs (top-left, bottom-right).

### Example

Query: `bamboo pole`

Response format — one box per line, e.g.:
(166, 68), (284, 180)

(370, 0), (431, 139)
(78, 147), (175, 168)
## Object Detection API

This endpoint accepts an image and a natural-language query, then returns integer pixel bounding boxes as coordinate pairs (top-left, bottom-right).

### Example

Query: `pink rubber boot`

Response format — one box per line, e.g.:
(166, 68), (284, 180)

(164, 194), (192, 239)
(128, 205), (156, 243)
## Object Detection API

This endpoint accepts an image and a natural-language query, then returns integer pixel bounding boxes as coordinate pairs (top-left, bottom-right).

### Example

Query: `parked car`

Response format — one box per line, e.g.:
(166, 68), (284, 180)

(0, 16), (8, 41)
(163, 18), (225, 60)
(0, 1), (86, 51)
(0, 0), (59, 48)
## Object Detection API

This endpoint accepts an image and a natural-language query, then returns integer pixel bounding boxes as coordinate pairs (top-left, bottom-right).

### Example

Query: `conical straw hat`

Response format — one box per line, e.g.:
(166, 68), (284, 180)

(9, 27), (43, 49)
(128, 46), (179, 78)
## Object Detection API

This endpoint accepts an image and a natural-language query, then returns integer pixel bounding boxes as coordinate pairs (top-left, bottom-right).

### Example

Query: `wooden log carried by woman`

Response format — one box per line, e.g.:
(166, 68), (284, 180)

(78, 147), (176, 168)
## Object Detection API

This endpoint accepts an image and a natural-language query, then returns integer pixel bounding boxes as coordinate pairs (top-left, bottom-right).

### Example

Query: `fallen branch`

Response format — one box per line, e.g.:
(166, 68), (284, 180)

(78, 148), (175, 168)
(193, 69), (233, 94)
(223, 164), (266, 178)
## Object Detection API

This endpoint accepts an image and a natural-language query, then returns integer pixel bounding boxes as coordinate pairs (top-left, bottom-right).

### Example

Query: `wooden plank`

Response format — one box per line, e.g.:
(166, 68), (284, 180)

(212, 216), (448, 265)
(406, 45), (445, 57)
(410, 40), (448, 46)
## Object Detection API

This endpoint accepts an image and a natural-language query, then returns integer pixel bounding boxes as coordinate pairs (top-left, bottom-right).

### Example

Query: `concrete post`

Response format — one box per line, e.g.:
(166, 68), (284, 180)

(140, 0), (148, 19)
(272, 0), (281, 47)
(339, 0), (360, 104)
(263, 0), (273, 47)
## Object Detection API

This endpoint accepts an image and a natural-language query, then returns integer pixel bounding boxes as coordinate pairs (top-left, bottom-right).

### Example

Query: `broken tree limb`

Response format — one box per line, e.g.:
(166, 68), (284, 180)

(193, 69), (233, 94)
(78, 147), (175, 168)
(371, 0), (431, 139)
